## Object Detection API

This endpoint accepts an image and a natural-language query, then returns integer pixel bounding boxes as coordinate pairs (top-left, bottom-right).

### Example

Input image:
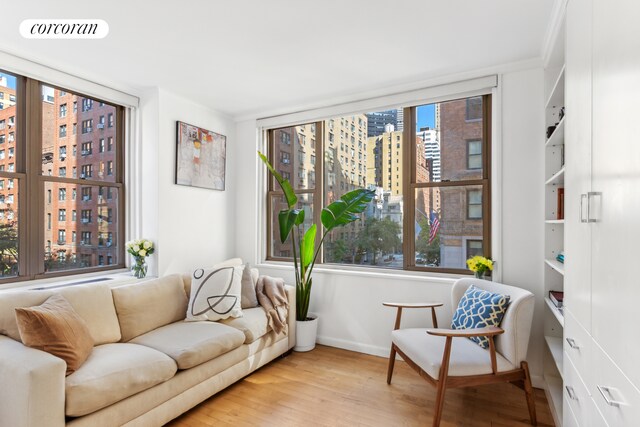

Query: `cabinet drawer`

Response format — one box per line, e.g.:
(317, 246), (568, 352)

(564, 353), (592, 426)
(564, 395), (580, 427)
(564, 308), (592, 380)
(590, 341), (640, 426)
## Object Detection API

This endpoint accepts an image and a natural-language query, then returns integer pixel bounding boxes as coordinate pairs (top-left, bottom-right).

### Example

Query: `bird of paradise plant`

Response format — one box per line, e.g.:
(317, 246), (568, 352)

(258, 151), (374, 321)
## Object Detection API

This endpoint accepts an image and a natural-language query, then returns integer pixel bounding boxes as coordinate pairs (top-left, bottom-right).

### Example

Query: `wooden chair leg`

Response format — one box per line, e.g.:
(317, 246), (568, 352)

(432, 337), (452, 427)
(387, 344), (397, 384)
(522, 361), (537, 426)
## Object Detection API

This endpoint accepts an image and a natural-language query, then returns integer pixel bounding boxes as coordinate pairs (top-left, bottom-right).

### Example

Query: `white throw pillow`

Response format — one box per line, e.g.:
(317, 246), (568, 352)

(186, 265), (243, 321)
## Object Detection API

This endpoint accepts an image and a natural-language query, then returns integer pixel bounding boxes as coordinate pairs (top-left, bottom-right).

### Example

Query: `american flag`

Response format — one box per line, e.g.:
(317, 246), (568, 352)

(428, 211), (440, 244)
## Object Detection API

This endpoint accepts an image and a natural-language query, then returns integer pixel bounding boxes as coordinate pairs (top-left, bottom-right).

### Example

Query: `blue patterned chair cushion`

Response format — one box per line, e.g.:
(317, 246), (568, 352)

(451, 285), (511, 349)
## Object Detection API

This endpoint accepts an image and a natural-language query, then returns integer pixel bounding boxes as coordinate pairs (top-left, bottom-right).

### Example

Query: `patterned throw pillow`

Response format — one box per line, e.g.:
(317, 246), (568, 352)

(186, 265), (243, 322)
(451, 285), (510, 349)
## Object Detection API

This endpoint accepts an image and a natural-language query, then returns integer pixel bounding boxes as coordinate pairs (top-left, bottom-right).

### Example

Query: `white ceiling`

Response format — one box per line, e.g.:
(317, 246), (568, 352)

(1, 0), (556, 118)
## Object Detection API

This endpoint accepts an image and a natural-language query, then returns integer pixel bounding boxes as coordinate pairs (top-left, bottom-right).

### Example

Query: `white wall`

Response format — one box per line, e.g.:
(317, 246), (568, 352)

(234, 67), (545, 384)
(140, 89), (237, 276)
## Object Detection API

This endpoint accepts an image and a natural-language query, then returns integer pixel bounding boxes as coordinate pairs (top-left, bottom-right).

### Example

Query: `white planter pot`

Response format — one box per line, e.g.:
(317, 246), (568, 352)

(294, 315), (318, 352)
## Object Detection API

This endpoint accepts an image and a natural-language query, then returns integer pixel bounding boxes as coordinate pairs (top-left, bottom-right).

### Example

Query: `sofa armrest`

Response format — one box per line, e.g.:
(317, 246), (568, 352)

(285, 284), (296, 350)
(0, 335), (66, 427)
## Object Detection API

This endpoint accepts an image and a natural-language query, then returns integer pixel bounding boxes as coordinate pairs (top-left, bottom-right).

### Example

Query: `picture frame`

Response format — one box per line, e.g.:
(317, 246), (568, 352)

(175, 121), (226, 190)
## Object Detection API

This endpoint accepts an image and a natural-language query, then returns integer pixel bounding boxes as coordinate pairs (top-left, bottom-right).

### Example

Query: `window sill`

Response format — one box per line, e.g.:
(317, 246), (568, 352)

(257, 261), (467, 285)
(0, 268), (149, 291)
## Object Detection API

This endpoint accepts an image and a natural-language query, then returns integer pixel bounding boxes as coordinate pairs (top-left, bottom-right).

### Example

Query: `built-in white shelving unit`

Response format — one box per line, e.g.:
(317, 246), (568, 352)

(543, 8), (566, 426)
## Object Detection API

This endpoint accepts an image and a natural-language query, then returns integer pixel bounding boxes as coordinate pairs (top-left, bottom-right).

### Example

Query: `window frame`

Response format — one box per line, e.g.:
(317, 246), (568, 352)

(266, 123), (323, 262)
(0, 72), (127, 284)
(264, 95), (491, 275)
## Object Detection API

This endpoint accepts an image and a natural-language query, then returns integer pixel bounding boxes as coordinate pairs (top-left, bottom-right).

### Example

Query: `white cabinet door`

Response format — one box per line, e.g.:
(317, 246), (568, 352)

(564, 0), (593, 330)
(591, 0), (640, 388)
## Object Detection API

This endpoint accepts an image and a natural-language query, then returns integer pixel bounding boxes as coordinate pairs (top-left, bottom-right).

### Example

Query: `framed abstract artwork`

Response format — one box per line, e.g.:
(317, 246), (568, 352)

(175, 121), (226, 190)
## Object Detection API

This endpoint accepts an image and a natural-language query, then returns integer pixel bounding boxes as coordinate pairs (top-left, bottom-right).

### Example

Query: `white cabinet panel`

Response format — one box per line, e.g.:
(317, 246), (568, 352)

(564, 309), (592, 385)
(564, 397), (580, 427)
(564, 354), (592, 426)
(564, 0), (593, 330)
(590, 342), (640, 427)
(591, 0), (640, 388)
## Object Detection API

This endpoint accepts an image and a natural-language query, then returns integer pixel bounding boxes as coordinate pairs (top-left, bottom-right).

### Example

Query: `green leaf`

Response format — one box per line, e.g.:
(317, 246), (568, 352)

(258, 151), (297, 208)
(300, 224), (317, 269)
(278, 209), (304, 243)
(321, 189), (375, 231)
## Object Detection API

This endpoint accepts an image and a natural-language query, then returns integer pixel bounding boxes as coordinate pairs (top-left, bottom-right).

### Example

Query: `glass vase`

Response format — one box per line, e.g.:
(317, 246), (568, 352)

(132, 257), (148, 279)
(474, 271), (485, 279)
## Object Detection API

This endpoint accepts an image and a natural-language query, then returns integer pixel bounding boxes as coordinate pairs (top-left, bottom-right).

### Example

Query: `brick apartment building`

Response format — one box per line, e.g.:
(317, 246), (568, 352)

(438, 96), (485, 268)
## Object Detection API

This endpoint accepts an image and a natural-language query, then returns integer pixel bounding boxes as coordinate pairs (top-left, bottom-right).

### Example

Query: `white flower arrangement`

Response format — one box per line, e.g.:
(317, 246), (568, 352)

(126, 239), (154, 259)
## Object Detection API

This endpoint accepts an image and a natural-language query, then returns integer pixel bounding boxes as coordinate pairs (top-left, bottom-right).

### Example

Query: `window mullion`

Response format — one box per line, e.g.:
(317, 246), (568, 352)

(403, 106), (415, 270)
(25, 78), (44, 277)
(314, 121), (323, 264)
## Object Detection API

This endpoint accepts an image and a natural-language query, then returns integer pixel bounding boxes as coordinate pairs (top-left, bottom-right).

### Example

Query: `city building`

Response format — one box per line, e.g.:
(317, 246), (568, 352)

(437, 97), (485, 268)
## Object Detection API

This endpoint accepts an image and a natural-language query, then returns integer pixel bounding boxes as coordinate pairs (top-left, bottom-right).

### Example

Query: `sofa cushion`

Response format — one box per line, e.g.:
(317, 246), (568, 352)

(241, 263), (259, 309)
(221, 307), (270, 344)
(111, 275), (188, 342)
(0, 283), (121, 345)
(65, 343), (177, 417)
(392, 328), (514, 378)
(15, 294), (94, 376)
(130, 320), (245, 369)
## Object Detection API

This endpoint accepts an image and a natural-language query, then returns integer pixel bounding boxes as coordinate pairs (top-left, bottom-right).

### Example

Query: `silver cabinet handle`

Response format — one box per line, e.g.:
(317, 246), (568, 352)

(586, 191), (601, 223)
(580, 194), (588, 223)
(566, 338), (580, 349)
(566, 385), (578, 401)
(597, 385), (623, 407)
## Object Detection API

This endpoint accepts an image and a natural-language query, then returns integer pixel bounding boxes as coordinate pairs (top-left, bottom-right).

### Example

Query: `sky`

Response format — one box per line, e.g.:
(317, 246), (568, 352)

(0, 74), (17, 89)
(416, 104), (435, 131)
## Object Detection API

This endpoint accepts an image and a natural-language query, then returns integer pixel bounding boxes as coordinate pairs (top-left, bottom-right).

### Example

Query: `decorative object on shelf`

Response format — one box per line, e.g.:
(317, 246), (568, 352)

(560, 145), (565, 166)
(258, 151), (374, 351)
(556, 251), (565, 264)
(126, 239), (154, 279)
(466, 255), (494, 279)
(175, 121), (226, 191)
(549, 290), (564, 308)
(558, 106), (565, 121)
(557, 187), (565, 220)
(546, 125), (557, 139)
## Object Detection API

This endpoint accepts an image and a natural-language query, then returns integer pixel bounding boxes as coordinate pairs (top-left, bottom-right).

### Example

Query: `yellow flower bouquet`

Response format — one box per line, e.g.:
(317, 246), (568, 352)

(466, 255), (494, 279)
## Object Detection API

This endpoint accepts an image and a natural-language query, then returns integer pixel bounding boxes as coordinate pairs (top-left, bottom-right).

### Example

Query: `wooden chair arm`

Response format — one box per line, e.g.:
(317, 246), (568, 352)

(383, 302), (443, 330)
(382, 302), (443, 308)
(426, 326), (504, 338)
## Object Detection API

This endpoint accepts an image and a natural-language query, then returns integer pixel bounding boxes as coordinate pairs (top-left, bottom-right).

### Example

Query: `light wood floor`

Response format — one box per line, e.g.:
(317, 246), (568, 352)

(167, 345), (554, 427)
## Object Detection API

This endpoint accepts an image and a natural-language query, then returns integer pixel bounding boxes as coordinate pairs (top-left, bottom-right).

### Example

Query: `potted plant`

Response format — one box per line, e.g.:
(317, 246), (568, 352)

(258, 152), (374, 351)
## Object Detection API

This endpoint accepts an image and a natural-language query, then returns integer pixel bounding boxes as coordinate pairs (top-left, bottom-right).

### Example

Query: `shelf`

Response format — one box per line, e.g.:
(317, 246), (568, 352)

(545, 258), (565, 275)
(544, 374), (563, 427)
(545, 219), (565, 224)
(545, 65), (566, 109)
(545, 117), (565, 147)
(545, 297), (565, 327)
(545, 336), (564, 378)
(545, 167), (565, 186)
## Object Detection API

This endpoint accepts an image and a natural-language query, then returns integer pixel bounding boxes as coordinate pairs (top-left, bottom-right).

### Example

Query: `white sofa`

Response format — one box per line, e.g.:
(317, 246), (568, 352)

(0, 273), (295, 427)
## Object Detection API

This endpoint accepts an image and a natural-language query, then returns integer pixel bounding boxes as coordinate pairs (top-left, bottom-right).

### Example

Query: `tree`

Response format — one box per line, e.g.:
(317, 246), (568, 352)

(357, 217), (401, 265)
(415, 217), (441, 266)
(0, 221), (18, 276)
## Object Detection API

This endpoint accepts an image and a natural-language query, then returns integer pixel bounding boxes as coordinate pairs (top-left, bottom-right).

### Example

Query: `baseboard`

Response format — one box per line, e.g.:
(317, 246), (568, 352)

(316, 335), (389, 358)
(532, 374), (545, 389)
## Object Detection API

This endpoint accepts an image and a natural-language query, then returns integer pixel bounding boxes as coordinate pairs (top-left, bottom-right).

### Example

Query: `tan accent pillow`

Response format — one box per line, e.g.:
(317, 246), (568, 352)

(241, 263), (259, 309)
(15, 294), (94, 376)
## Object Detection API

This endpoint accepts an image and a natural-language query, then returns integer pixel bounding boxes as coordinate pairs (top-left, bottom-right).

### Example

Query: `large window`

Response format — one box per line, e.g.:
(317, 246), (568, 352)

(266, 94), (491, 274)
(0, 70), (125, 281)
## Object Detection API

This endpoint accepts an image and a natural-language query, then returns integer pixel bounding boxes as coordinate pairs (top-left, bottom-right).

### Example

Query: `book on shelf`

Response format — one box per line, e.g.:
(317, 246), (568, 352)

(557, 188), (565, 220)
(549, 291), (564, 308)
(556, 251), (565, 264)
